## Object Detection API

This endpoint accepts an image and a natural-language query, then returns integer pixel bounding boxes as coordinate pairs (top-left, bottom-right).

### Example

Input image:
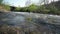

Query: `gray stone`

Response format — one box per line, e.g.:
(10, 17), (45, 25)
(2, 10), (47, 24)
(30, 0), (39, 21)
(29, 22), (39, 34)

(0, 12), (60, 34)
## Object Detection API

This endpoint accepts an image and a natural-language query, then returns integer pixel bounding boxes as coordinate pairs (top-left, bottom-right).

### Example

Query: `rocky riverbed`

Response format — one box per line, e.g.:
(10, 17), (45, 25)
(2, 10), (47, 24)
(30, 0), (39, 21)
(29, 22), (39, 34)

(0, 12), (60, 34)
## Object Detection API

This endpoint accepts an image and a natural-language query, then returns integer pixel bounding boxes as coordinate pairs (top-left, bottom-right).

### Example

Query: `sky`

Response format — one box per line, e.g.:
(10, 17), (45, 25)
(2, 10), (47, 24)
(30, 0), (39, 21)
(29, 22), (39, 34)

(3, 0), (28, 7)
(3, 0), (58, 7)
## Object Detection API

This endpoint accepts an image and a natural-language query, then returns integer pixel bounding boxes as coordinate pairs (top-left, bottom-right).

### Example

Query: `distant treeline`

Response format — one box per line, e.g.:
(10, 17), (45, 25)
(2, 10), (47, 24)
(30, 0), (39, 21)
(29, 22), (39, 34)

(0, 1), (60, 15)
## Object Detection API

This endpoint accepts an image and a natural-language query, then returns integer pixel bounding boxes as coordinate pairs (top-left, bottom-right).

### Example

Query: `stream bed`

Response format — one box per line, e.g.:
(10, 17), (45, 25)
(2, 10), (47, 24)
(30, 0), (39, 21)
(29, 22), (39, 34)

(0, 12), (60, 34)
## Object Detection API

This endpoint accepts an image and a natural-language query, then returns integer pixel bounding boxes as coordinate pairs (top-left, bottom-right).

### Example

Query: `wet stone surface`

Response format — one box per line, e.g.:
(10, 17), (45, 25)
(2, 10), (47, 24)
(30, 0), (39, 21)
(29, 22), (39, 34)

(0, 12), (60, 34)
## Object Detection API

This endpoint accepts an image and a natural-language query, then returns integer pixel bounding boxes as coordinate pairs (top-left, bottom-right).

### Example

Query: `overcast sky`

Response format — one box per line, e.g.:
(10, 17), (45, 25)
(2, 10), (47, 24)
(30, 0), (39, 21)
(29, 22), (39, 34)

(3, 0), (58, 7)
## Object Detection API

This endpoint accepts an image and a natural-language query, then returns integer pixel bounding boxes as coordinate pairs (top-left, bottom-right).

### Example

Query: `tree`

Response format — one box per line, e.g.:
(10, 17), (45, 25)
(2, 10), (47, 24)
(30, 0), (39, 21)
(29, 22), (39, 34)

(0, 0), (3, 4)
(28, 4), (38, 12)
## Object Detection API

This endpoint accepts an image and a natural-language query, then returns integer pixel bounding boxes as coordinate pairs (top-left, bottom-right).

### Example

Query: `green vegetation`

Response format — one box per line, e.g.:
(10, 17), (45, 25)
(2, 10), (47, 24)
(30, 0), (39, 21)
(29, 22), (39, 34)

(28, 4), (38, 12)
(0, 0), (3, 4)
(4, 5), (10, 11)
(0, 1), (60, 15)
(14, 1), (60, 15)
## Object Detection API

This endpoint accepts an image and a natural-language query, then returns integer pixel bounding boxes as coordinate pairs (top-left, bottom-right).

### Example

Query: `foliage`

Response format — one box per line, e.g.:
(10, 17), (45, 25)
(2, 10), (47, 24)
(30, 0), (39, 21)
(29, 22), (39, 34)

(0, 4), (10, 11)
(28, 4), (38, 12)
(0, 0), (3, 4)
(0, 1), (60, 15)
(37, 5), (50, 13)
(15, 7), (21, 11)
(44, 4), (59, 15)
(4, 5), (10, 11)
